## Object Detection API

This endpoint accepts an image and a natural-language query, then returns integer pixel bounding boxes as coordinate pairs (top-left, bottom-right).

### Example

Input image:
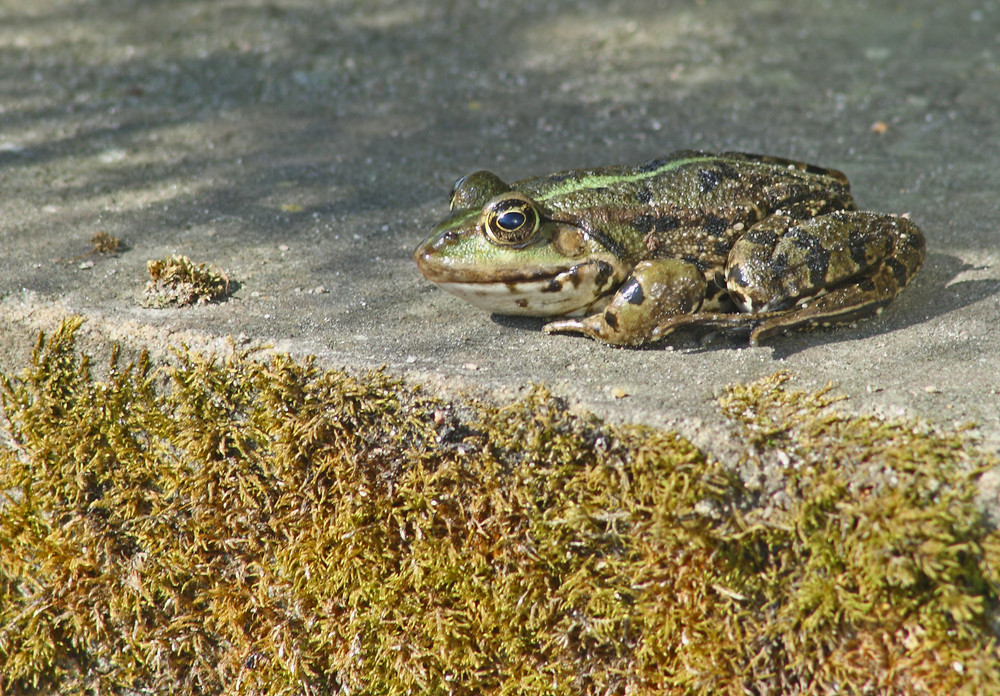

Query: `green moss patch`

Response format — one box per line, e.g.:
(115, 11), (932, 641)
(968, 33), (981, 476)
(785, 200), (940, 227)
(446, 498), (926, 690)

(141, 254), (231, 307)
(1, 318), (997, 694)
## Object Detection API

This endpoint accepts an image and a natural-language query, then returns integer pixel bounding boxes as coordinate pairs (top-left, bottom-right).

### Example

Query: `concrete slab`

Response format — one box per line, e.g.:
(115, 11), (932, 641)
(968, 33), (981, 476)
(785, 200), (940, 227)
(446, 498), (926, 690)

(2, 0), (998, 451)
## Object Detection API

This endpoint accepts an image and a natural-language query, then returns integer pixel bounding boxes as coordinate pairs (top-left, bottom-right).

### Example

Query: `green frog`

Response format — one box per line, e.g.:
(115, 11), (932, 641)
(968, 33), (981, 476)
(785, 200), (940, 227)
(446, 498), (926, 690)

(413, 151), (925, 346)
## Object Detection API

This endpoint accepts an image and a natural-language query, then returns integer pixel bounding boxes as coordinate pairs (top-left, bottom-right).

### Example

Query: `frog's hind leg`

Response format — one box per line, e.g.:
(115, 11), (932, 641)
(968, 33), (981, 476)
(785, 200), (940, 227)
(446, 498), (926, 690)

(717, 210), (924, 343)
(745, 254), (923, 343)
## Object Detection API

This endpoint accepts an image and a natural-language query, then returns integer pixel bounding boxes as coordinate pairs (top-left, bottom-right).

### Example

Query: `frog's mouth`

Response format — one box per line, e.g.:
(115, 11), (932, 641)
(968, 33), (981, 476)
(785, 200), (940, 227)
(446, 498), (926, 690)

(414, 248), (626, 317)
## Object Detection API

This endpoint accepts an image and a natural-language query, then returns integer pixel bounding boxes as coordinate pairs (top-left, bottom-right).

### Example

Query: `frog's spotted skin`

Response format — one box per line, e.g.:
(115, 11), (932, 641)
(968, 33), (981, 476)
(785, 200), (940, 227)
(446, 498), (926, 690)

(413, 151), (925, 346)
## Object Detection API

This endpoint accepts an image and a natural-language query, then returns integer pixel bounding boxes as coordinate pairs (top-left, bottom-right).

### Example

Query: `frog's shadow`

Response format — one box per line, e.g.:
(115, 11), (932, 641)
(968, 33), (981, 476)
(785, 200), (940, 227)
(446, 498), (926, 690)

(491, 253), (999, 358)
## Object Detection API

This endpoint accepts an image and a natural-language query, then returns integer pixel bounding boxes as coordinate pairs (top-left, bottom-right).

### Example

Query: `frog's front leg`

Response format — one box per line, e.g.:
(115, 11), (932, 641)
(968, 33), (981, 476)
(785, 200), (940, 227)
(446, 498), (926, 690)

(543, 258), (706, 346)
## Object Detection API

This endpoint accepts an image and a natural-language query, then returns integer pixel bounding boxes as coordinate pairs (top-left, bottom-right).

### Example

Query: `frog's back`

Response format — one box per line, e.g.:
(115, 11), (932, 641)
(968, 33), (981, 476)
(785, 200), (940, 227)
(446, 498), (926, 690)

(518, 151), (850, 209)
(513, 151), (856, 271)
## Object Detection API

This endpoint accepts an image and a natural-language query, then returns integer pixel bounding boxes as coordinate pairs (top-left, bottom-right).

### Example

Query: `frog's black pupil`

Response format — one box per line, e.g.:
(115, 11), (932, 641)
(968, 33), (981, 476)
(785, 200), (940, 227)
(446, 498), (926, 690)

(498, 211), (526, 230)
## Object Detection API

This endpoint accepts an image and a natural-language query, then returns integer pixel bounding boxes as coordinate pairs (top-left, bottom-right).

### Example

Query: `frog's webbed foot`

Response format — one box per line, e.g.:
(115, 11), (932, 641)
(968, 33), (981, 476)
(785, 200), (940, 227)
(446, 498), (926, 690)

(544, 258), (705, 346)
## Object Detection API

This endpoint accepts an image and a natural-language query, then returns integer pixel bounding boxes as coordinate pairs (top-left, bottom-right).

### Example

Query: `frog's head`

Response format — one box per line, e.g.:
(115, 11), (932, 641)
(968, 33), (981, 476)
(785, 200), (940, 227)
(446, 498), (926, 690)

(413, 171), (628, 317)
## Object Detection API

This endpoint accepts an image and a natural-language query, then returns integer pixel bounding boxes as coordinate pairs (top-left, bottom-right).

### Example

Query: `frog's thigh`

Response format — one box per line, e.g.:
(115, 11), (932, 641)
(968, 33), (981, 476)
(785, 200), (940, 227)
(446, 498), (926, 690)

(543, 259), (705, 345)
(726, 211), (924, 313)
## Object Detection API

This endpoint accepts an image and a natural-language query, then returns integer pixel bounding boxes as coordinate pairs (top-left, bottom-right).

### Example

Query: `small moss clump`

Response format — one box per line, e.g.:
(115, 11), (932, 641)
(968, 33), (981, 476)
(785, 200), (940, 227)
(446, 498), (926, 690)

(0, 320), (997, 695)
(55, 232), (123, 264)
(90, 232), (122, 255)
(141, 254), (231, 307)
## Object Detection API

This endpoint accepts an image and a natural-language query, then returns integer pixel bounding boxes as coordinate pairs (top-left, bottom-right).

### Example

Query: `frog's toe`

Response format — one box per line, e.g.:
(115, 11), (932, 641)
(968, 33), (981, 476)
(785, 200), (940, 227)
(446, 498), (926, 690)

(542, 318), (588, 336)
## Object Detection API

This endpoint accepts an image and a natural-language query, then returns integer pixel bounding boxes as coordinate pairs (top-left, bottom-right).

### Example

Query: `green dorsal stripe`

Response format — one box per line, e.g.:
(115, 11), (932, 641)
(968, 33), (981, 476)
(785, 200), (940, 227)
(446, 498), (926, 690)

(533, 155), (717, 201)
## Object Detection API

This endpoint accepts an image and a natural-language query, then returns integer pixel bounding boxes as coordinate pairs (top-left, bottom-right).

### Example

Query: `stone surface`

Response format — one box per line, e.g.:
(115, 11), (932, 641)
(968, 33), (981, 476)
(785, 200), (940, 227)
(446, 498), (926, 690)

(1, 0), (998, 450)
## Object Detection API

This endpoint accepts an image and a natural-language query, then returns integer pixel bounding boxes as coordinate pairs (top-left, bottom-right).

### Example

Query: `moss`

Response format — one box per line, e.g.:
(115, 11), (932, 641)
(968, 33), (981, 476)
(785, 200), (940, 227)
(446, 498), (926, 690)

(90, 232), (122, 255)
(141, 254), (231, 307)
(0, 322), (997, 695)
(55, 232), (124, 264)
(718, 371), (1000, 694)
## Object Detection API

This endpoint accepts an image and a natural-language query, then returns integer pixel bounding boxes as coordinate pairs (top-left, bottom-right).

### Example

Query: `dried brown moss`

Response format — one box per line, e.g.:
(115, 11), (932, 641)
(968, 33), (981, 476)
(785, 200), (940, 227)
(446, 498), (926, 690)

(0, 320), (997, 695)
(89, 232), (122, 255)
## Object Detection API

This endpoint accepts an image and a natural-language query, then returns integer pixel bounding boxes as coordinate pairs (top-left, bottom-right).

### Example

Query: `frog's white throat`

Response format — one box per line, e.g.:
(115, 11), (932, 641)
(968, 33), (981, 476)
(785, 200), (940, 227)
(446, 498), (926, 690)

(434, 258), (626, 317)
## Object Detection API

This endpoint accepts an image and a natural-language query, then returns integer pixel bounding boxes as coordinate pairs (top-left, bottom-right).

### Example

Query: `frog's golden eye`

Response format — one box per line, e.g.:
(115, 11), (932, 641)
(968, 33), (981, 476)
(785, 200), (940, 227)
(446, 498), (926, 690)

(483, 193), (541, 247)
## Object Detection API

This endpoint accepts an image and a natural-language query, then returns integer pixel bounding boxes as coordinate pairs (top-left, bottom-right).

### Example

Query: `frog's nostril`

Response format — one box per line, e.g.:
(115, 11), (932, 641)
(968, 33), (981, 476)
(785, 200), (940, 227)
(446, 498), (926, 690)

(429, 232), (457, 251)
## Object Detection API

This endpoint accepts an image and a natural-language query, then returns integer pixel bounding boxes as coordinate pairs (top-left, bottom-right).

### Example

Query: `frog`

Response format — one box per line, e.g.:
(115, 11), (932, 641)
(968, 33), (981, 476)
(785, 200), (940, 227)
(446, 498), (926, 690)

(412, 151), (925, 346)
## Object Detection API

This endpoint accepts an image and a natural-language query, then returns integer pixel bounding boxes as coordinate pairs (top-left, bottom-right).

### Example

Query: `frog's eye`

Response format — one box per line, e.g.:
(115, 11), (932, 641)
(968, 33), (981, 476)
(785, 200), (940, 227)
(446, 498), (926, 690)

(483, 193), (541, 247)
(449, 175), (469, 210)
(450, 171), (511, 210)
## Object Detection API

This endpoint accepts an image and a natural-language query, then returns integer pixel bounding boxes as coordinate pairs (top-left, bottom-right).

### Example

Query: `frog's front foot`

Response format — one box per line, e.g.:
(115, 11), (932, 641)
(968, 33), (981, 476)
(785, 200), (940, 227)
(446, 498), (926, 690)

(543, 315), (625, 343)
(543, 258), (705, 346)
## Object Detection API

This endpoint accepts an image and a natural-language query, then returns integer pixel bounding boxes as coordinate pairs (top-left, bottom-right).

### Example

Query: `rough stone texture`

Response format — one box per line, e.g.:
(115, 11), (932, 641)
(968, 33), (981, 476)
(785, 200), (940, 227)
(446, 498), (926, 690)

(1, 0), (998, 451)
